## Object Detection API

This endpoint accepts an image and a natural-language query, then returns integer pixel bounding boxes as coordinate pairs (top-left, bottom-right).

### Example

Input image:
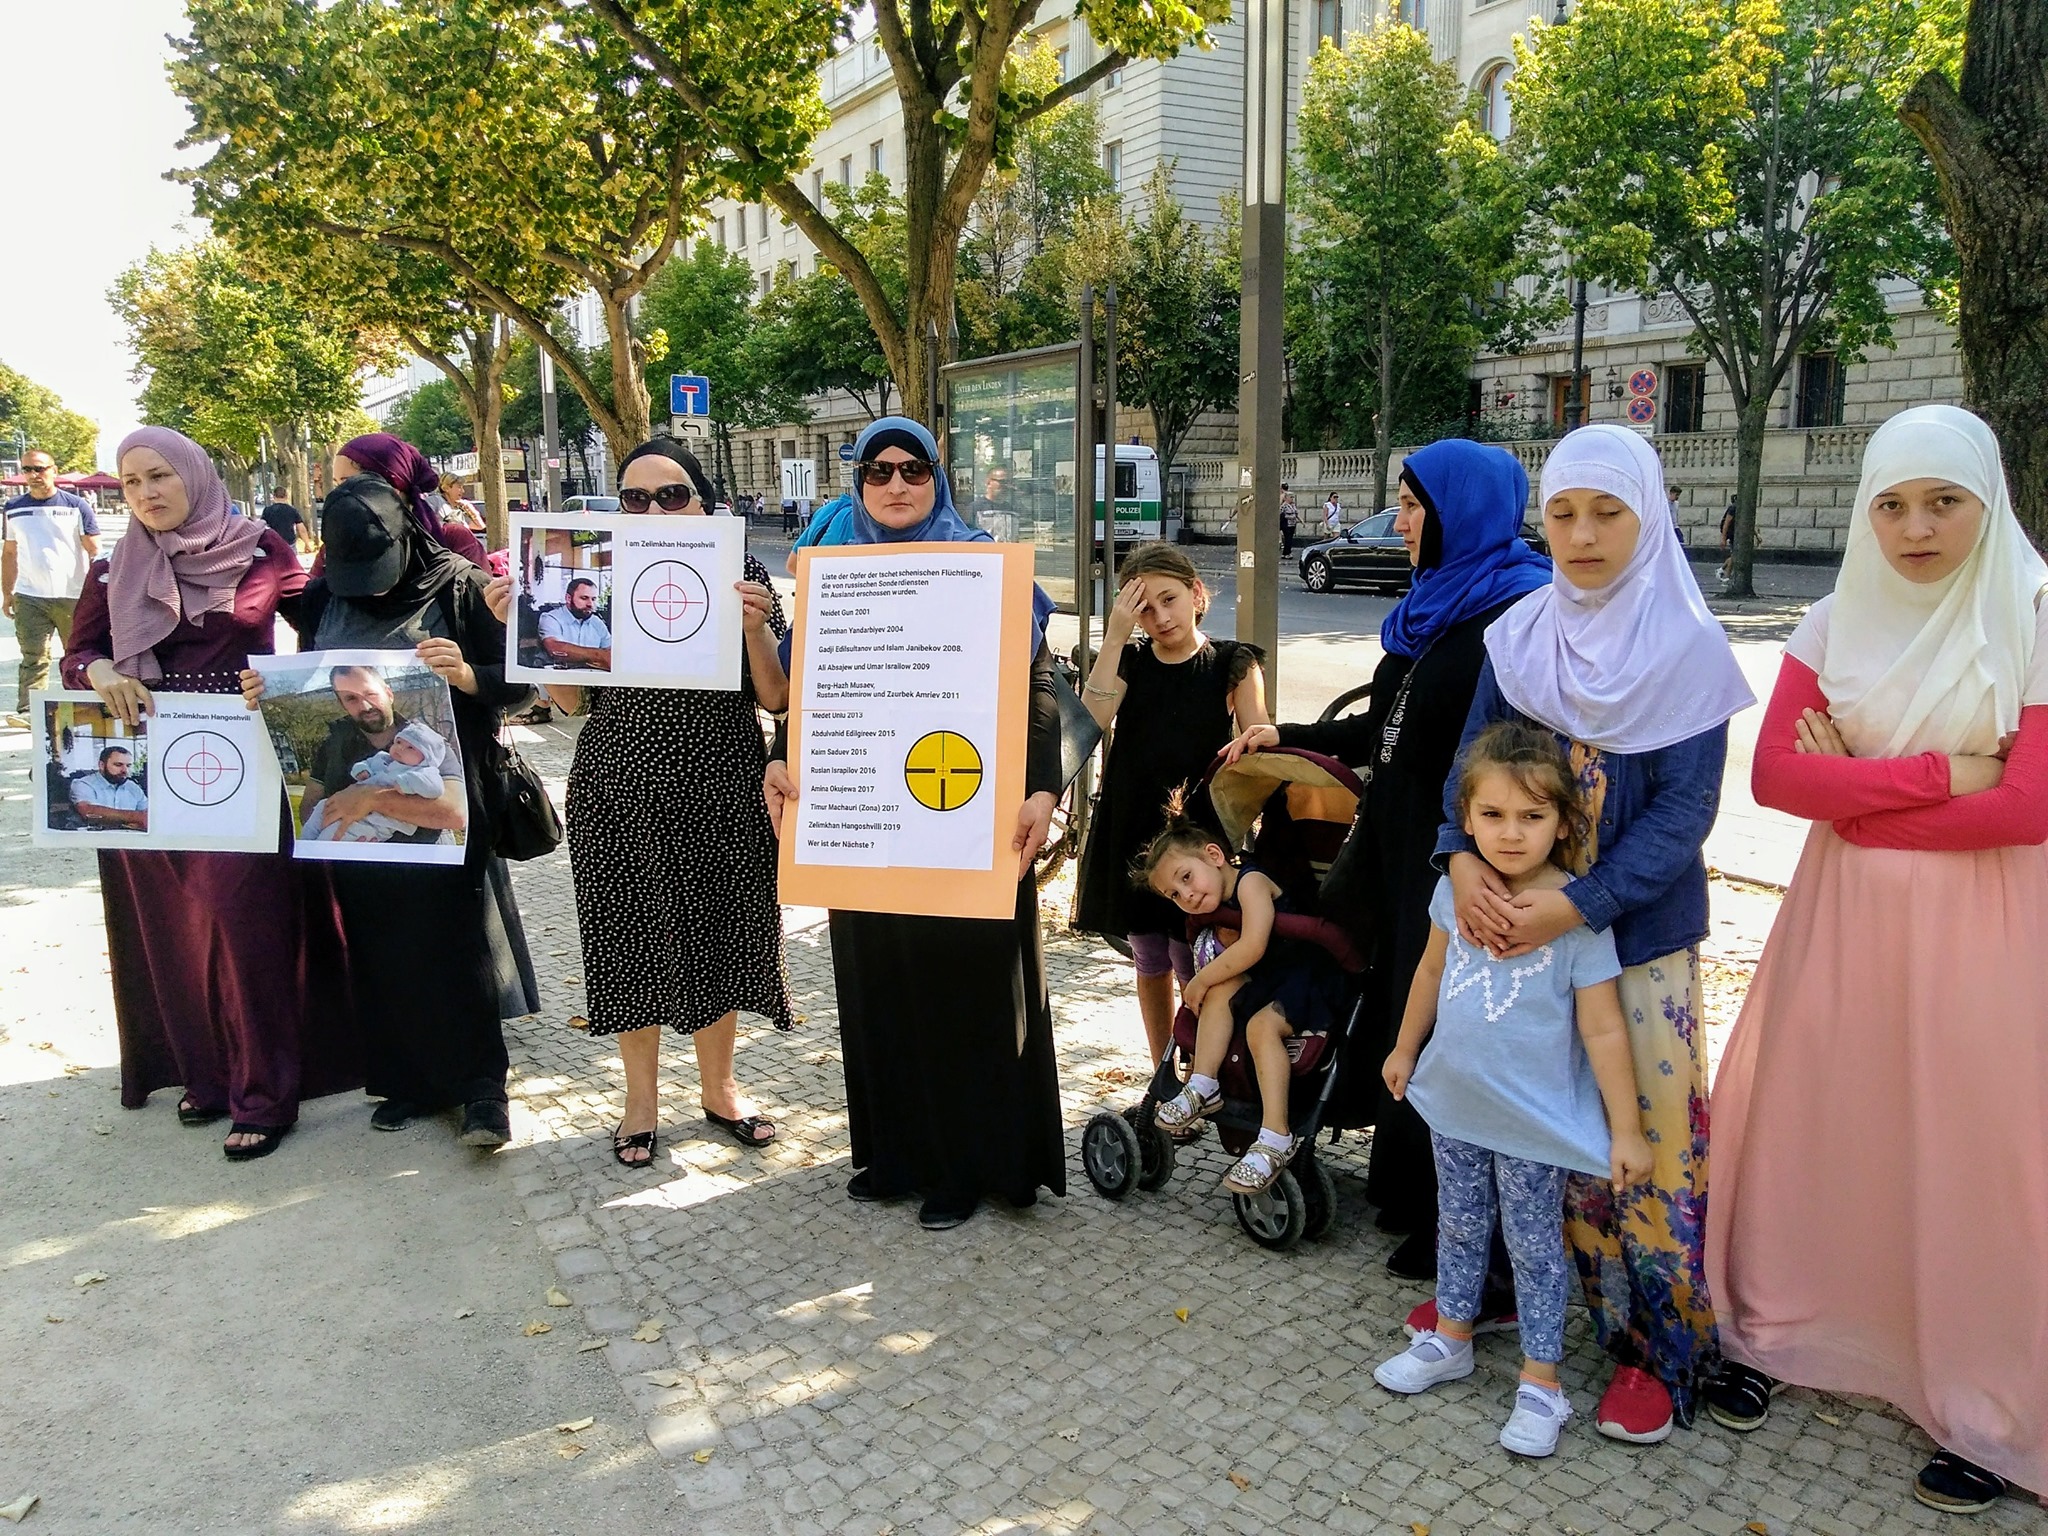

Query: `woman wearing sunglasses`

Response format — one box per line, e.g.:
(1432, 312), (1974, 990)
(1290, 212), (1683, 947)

(763, 416), (1067, 1230)
(485, 438), (795, 1165)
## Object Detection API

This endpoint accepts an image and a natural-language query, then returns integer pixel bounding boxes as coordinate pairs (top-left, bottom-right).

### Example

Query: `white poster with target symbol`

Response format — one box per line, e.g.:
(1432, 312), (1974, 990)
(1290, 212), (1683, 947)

(30, 689), (282, 852)
(507, 512), (746, 690)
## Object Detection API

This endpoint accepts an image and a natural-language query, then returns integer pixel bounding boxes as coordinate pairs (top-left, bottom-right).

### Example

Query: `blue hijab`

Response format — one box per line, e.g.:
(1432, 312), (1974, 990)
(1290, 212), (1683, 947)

(846, 416), (1055, 651)
(1378, 438), (1551, 658)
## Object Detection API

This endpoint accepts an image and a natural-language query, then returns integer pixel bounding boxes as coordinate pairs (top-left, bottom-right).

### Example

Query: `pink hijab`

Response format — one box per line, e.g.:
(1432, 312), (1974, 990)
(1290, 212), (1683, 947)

(109, 427), (267, 680)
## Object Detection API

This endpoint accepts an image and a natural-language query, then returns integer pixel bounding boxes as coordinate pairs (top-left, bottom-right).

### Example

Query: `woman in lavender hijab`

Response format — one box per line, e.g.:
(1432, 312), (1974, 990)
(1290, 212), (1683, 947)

(62, 426), (358, 1160)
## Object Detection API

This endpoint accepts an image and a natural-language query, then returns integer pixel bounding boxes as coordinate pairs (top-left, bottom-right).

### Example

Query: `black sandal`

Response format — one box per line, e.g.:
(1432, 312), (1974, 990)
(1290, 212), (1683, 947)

(705, 1109), (776, 1147)
(178, 1098), (225, 1128)
(1704, 1361), (1779, 1432)
(612, 1122), (658, 1168)
(1914, 1452), (2006, 1513)
(222, 1122), (291, 1161)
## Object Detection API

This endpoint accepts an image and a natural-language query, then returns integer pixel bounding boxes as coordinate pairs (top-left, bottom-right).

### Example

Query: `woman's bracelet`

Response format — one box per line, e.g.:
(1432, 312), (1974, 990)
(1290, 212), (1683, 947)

(1083, 680), (1118, 700)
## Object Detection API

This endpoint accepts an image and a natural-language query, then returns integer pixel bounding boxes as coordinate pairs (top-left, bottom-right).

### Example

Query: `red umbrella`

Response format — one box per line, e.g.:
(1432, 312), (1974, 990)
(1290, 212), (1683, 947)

(61, 472), (122, 491)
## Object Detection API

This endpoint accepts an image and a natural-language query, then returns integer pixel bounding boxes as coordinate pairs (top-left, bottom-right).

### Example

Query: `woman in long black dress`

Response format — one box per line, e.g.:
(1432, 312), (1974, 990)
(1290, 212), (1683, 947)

(764, 416), (1065, 1231)
(248, 474), (539, 1148)
(484, 438), (794, 1167)
(1225, 439), (1550, 1274)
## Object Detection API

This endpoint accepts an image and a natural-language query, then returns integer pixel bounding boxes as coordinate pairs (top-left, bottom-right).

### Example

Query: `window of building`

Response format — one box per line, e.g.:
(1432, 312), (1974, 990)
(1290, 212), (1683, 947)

(869, 138), (886, 174)
(1314, 0), (1341, 47)
(735, 206), (747, 245)
(811, 168), (824, 206)
(758, 270), (772, 300)
(1549, 371), (1592, 427)
(838, 154), (853, 189)
(1399, 0), (1427, 28)
(1478, 63), (1513, 141)
(1056, 46), (1070, 79)
(1107, 61), (1124, 89)
(712, 216), (727, 251)
(1797, 353), (1845, 427)
(1103, 140), (1123, 193)
(757, 205), (770, 243)
(1664, 363), (1706, 434)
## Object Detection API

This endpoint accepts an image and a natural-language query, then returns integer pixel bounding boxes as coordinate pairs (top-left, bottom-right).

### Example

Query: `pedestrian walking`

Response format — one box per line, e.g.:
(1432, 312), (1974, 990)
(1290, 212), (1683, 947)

(1719, 496), (1738, 583)
(1706, 405), (2048, 1516)
(1279, 483), (1299, 556)
(1444, 424), (1754, 1440)
(62, 427), (358, 1161)
(260, 497), (312, 553)
(1323, 491), (1344, 536)
(6, 449), (100, 726)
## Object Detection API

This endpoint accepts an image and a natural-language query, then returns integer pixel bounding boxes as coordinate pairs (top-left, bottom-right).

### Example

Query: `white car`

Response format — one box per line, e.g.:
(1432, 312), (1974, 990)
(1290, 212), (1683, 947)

(561, 495), (621, 514)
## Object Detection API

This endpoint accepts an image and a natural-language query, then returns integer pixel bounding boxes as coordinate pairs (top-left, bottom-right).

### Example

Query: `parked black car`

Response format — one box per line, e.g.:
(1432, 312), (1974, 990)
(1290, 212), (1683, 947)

(1298, 509), (1550, 594)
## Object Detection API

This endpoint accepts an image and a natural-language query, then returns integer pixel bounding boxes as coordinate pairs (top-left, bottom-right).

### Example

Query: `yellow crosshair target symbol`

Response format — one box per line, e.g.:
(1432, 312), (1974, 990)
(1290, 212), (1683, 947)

(903, 731), (984, 812)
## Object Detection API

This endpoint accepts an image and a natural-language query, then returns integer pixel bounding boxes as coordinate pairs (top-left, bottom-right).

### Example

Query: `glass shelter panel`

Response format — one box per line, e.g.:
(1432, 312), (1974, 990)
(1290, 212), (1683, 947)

(943, 346), (1081, 609)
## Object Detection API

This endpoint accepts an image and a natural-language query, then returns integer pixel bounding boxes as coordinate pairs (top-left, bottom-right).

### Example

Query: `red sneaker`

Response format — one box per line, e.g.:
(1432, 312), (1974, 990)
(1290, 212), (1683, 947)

(1594, 1365), (1674, 1444)
(1403, 1298), (1520, 1339)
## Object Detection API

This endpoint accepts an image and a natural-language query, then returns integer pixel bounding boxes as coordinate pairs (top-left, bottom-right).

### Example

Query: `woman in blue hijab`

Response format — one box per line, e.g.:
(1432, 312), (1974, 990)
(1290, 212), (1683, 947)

(1223, 438), (1550, 1280)
(764, 417), (1066, 1230)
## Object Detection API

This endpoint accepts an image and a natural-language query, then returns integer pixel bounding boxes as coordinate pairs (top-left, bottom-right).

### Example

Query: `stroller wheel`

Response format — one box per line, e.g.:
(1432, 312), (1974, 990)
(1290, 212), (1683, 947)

(1082, 1111), (1143, 1200)
(1128, 1112), (1176, 1192)
(1234, 1169), (1307, 1251)
(1300, 1156), (1339, 1241)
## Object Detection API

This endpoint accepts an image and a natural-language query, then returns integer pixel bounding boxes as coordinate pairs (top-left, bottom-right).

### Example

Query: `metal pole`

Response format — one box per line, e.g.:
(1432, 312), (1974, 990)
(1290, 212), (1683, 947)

(539, 347), (563, 510)
(1075, 288), (1098, 681)
(1100, 284), (1119, 602)
(1236, 0), (1286, 700)
(926, 317), (944, 437)
(1565, 277), (1588, 431)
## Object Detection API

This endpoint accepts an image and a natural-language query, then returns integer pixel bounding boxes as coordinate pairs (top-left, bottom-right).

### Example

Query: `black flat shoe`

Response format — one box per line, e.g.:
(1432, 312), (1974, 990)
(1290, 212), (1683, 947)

(370, 1099), (417, 1132)
(918, 1192), (979, 1230)
(847, 1169), (883, 1202)
(178, 1098), (225, 1128)
(1914, 1452), (2006, 1513)
(1704, 1362), (1779, 1433)
(706, 1109), (777, 1147)
(613, 1123), (658, 1169)
(459, 1100), (511, 1149)
(1386, 1228), (1437, 1280)
(223, 1122), (291, 1161)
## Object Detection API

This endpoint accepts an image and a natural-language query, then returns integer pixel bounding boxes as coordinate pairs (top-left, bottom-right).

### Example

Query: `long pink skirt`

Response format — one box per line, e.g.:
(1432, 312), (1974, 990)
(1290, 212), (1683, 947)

(1707, 824), (2048, 1490)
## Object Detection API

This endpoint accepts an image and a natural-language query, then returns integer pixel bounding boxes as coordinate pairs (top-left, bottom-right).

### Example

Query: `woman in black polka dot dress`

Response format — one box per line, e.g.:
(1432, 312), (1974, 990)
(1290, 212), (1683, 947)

(487, 439), (793, 1168)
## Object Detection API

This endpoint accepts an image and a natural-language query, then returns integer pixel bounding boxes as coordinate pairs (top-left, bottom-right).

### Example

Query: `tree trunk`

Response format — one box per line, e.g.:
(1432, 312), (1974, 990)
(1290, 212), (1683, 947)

(1901, 0), (2048, 549)
(1371, 295), (1395, 518)
(474, 321), (512, 550)
(267, 424), (311, 512)
(599, 293), (652, 467)
(220, 454), (255, 509)
(1726, 393), (1773, 599)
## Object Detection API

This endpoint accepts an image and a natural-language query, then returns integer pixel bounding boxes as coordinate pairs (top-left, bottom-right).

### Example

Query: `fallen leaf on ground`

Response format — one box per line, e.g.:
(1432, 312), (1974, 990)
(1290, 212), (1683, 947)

(454, 1308), (476, 1320)
(72, 1271), (108, 1288)
(1813, 1410), (1842, 1427)
(91, 1124), (111, 1135)
(1746, 1524), (1769, 1535)
(632, 1321), (663, 1342)
(0, 1494), (38, 1523)
(43, 1315), (63, 1325)
(556, 1443), (584, 1460)
(1173, 1308), (1189, 1323)
(1227, 1471), (1251, 1491)
(522, 1321), (552, 1337)
(691, 1449), (714, 1465)
(644, 1370), (687, 1387)
(63, 1063), (90, 1075)
(562, 975), (583, 987)
(545, 1288), (572, 1307)
(1093, 1066), (1134, 1084)
(566, 1016), (590, 1031)
(555, 1417), (595, 1433)
(576, 1338), (609, 1353)
(1411, 1525), (1430, 1536)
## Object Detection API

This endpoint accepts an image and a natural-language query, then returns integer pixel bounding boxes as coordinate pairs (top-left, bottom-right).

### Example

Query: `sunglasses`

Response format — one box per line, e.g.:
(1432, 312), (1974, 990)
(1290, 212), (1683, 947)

(24, 463), (54, 474)
(857, 458), (935, 488)
(618, 482), (696, 513)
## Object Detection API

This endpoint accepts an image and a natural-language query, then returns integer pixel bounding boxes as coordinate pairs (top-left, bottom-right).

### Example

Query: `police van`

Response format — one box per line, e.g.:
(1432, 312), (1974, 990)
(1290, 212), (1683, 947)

(1092, 444), (1176, 544)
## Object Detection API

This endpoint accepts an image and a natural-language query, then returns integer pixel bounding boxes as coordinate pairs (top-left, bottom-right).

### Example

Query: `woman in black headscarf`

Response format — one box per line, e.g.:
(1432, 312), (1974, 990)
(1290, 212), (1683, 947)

(243, 473), (538, 1148)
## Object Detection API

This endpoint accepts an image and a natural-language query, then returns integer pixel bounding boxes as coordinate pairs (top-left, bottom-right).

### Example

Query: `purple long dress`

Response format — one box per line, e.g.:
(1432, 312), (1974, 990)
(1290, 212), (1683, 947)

(62, 529), (360, 1127)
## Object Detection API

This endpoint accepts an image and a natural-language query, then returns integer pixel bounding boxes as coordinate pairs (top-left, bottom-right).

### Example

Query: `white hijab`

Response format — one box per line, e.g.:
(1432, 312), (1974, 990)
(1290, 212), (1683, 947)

(1818, 404), (2047, 758)
(1486, 425), (1754, 754)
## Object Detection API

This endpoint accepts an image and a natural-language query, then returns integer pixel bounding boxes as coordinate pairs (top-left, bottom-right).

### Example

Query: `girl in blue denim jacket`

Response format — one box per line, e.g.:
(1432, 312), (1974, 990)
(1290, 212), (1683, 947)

(1436, 427), (1753, 1443)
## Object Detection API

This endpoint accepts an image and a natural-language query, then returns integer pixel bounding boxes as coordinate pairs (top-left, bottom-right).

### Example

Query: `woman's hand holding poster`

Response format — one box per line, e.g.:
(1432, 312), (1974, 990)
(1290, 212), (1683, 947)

(778, 543), (1033, 919)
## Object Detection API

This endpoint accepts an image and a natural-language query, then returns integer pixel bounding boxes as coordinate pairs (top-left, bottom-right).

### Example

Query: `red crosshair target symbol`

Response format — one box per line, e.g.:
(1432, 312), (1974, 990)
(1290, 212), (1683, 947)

(631, 560), (712, 643)
(162, 730), (246, 807)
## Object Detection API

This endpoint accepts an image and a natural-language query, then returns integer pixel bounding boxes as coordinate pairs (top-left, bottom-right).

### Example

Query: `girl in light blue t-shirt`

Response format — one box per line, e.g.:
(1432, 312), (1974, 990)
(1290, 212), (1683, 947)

(1374, 722), (1652, 1459)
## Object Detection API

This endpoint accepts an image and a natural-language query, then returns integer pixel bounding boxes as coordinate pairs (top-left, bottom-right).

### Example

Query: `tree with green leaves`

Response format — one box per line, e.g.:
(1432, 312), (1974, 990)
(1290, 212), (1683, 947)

(1291, 21), (1546, 512)
(588, 0), (1228, 420)
(174, 0), (833, 466)
(1513, 0), (1959, 595)
(389, 379), (475, 460)
(108, 240), (376, 506)
(501, 334), (600, 496)
(1901, 0), (2047, 547)
(1064, 164), (1239, 475)
(0, 361), (98, 471)
(755, 177), (908, 420)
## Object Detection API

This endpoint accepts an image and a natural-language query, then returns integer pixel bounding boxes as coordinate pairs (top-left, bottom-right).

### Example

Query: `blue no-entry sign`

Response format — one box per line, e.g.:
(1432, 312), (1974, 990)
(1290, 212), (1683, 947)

(669, 374), (711, 416)
(837, 443), (856, 462)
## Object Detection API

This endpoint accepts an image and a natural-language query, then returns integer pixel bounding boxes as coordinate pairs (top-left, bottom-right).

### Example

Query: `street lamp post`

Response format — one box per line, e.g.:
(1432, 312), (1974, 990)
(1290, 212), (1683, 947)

(1236, 0), (1287, 697)
(1555, 0), (1588, 436)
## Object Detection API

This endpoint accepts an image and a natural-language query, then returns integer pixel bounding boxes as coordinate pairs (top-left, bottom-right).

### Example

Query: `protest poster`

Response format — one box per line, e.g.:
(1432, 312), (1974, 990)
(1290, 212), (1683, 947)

(506, 513), (745, 690)
(31, 690), (283, 854)
(777, 544), (1034, 919)
(250, 650), (467, 866)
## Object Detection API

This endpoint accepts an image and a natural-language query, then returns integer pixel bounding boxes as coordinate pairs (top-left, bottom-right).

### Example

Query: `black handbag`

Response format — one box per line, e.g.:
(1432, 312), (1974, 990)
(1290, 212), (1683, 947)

(478, 728), (563, 861)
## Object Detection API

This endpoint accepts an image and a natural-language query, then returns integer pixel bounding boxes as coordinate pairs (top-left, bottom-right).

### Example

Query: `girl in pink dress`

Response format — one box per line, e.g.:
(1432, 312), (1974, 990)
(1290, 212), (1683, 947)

(1705, 405), (2048, 1514)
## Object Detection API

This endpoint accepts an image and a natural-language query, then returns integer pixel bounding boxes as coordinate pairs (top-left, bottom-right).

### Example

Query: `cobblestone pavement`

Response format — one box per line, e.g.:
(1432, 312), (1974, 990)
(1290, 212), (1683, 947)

(496, 715), (2045, 1536)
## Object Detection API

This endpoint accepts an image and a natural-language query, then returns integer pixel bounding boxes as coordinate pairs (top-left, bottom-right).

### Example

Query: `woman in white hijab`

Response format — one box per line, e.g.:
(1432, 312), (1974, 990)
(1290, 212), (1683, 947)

(1706, 405), (2048, 1515)
(1430, 425), (1753, 1446)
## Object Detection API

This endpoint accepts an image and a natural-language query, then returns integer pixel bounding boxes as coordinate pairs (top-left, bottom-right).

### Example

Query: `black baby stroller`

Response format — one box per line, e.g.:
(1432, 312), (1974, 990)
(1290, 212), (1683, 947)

(1080, 745), (1373, 1251)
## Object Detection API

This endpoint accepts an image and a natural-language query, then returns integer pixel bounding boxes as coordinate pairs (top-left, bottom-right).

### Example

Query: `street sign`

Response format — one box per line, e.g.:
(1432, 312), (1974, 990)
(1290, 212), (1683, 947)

(1627, 367), (1659, 398)
(1626, 395), (1658, 425)
(668, 416), (706, 440)
(837, 443), (856, 463)
(781, 458), (817, 502)
(669, 374), (711, 416)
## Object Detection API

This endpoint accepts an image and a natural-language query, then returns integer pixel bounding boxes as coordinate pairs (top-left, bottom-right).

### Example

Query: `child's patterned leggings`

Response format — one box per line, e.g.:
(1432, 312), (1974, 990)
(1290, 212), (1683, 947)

(1432, 1132), (1570, 1363)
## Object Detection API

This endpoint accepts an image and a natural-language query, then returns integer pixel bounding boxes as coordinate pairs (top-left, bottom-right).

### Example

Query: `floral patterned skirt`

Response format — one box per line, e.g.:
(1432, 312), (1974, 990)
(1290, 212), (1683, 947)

(1563, 947), (1716, 1422)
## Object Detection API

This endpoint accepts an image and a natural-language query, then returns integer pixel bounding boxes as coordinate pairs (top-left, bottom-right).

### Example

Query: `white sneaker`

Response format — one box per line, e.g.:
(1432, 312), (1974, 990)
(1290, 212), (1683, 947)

(1499, 1381), (1571, 1457)
(1372, 1330), (1475, 1394)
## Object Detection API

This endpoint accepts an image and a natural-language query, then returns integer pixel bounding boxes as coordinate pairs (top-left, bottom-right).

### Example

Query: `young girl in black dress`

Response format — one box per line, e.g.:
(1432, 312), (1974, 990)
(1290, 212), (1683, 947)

(1073, 544), (1267, 1065)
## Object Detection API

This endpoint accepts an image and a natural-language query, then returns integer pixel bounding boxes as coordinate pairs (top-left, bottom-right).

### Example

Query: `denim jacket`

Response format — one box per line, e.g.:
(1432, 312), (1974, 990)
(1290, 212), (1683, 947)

(1432, 658), (1727, 969)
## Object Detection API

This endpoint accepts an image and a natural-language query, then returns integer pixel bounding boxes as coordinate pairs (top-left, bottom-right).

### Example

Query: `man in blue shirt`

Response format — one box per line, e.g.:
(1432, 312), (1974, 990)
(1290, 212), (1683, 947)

(69, 745), (149, 830)
(537, 577), (612, 668)
(5, 450), (101, 726)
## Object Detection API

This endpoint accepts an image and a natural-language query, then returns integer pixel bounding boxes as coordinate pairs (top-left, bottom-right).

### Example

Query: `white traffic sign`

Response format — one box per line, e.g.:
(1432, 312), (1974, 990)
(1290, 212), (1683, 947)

(781, 458), (817, 502)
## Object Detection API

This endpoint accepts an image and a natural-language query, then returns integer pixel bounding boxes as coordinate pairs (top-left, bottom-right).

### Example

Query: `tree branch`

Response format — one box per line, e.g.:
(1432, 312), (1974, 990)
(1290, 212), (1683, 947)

(1024, 50), (1128, 120)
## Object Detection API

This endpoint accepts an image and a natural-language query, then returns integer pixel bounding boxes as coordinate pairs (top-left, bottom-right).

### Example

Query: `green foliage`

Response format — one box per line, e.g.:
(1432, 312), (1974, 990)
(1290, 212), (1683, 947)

(0, 361), (98, 470)
(754, 178), (907, 418)
(500, 335), (595, 449)
(388, 380), (475, 459)
(1064, 164), (1240, 471)
(637, 243), (811, 433)
(1288, 22), (1547, 452)
(107, 240), (368, 462)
